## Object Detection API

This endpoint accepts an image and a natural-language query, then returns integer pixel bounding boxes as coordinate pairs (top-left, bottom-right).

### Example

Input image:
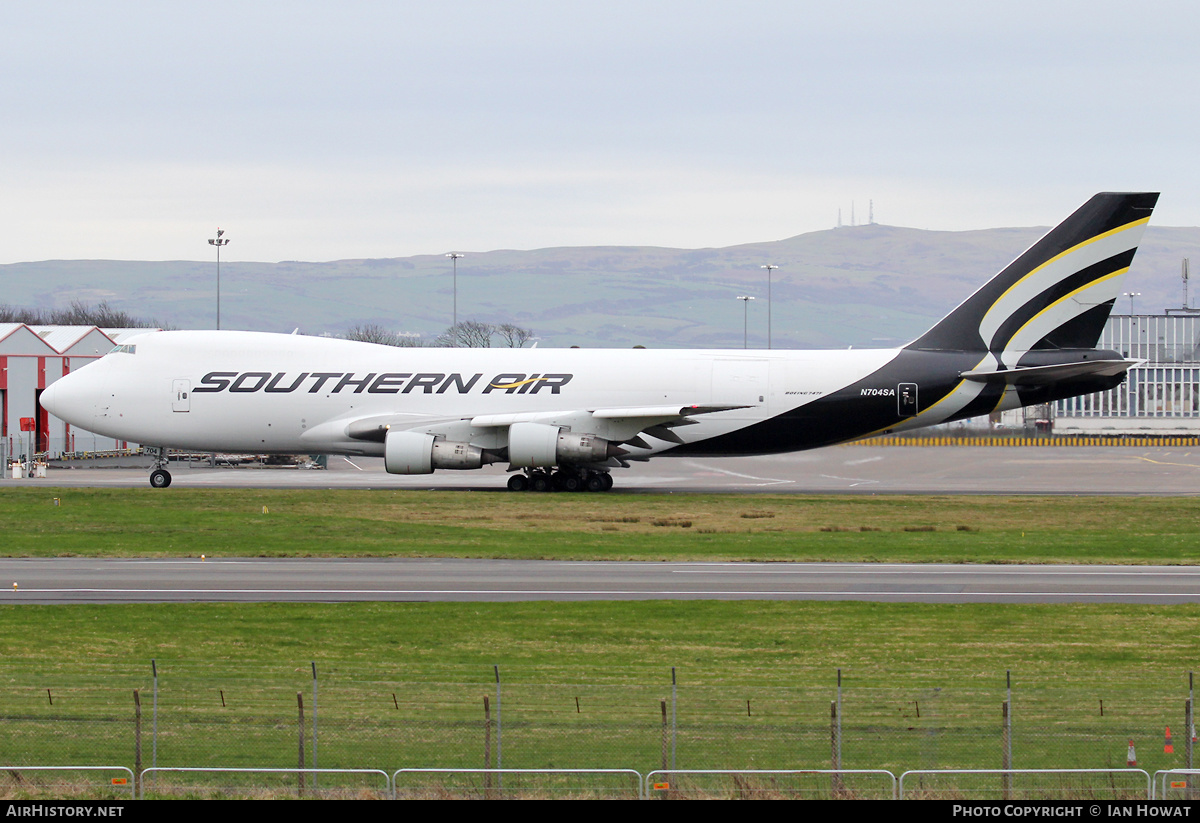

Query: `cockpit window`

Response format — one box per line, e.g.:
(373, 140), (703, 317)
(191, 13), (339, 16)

(108, 344), (137, 355)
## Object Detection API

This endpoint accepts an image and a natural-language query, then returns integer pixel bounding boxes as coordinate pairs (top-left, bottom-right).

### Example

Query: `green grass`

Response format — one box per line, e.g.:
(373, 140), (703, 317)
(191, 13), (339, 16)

(2, 488), (1198, 796)
(6, 487), (1200, 563)
(0, 600), (1193, 679)
(0, 601), (1196, 784)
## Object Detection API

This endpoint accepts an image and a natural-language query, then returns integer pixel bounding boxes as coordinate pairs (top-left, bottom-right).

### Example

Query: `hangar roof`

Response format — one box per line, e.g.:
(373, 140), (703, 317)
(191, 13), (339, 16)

(0, 324), (160, 356)
(29, 326), (116, 356)
(0, 323), (59, 355)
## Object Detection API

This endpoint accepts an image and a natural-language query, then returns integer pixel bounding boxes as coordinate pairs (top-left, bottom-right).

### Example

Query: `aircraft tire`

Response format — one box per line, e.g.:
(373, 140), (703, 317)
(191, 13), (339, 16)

(507, 474), (529, 492)
(149, 469), (172, 489)
(585, 473), (606, 492)
(562, 474), (583, 492)
(601, 473), (614, 491)
(531, 474), (551, 493)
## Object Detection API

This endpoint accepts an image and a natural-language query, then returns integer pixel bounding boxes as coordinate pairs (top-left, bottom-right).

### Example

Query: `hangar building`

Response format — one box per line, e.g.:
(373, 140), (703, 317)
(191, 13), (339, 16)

(1054, 312), (1200, 435)
(1, 324), (154, 465)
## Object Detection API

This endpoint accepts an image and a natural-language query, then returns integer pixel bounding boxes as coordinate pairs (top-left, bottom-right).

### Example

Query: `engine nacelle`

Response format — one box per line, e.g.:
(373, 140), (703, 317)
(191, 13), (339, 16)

(384, 430), (493, 474)
(507, 421), (615, 468)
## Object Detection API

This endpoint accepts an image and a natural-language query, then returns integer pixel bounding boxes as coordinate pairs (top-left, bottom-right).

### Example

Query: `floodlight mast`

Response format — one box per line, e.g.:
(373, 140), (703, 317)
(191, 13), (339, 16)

(736, 295), (755, 349)
(208, 229), (230, 330)
(761, 264), (778, 349)
(1124, 291), (1141, 316)
(446, 252), (464, 345)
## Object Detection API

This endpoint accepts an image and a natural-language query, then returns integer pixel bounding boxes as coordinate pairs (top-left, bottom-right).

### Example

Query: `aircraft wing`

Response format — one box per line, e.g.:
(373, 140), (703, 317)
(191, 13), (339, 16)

(342, 403), (747, 449)
(468, 404), (749, 449)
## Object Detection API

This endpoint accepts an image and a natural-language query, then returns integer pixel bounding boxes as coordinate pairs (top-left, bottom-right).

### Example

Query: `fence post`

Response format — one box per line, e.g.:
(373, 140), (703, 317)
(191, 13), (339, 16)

(1187, 695), (1194, 799)
(133, 689), (141, 795)
(311, 662), (318, 791)
(297, 692), (305, 796)
(484, 696), (493, 798)
(493, 665), (502, 772)
(660, 699), (669, 770)
(670, 667), (677, 770)
(1002, 700), (1012, 799)
(150, 660), (157, 773)
(1188, 697), (1194, 770)
(1005, 671), (1013, 792)
(836, 669), (843, 779)
(830, 700), (843, 794)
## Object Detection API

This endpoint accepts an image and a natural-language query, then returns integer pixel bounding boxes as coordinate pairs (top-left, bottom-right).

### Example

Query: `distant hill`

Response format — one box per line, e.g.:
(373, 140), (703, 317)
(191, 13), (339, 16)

(3, 224), (1198, 349)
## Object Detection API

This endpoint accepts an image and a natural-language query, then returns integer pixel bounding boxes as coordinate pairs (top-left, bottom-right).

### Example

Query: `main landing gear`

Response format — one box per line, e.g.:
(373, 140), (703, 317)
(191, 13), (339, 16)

(148, 448), (172, 488)
(507, 468), (614, 492)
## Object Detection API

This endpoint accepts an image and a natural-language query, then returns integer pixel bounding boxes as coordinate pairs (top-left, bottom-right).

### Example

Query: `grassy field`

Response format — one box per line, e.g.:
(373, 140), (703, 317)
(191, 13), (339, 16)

(4, 487), (1200, 563)
(2, 487), (1198, 797)
(0, 600), (1196, 787)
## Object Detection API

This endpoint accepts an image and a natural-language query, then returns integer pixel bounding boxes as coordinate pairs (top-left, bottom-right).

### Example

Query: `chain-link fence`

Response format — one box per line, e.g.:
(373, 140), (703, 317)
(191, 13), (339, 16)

(0, 662), (1194, 798)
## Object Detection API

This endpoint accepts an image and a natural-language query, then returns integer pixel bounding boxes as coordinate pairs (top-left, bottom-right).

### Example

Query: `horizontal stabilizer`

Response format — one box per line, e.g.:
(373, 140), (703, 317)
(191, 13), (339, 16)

(960, 359), (1139, 385)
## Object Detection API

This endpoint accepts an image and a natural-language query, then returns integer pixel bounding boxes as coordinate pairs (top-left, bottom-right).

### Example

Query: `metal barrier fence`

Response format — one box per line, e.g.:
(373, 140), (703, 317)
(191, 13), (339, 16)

(0, 766), (135, 800)
(1155, 769), (1200, 800)
(0, 663), (1196, 797)
(645, 768), (897, 800)
(847, 434), (1200, 447)
(139, 767), (390, 800)
(899, 768), (1151, 800)
(393, 768), (643, 800)
(1, 765), (1180, 799)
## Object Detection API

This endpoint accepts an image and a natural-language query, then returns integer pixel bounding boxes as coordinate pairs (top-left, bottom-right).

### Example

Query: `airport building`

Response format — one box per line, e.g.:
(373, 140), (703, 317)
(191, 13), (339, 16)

(0, 324), (152, 465)
(1053, 312), (1200, 435)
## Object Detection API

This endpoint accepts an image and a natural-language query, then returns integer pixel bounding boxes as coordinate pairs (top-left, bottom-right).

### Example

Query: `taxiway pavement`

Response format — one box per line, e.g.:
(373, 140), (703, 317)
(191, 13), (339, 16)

(2, 558), (1197, 604)
(22, 445), (1200, 495)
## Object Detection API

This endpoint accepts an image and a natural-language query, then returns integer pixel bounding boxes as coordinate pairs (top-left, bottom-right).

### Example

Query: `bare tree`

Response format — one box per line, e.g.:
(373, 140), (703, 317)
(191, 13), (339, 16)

(439, 320), (495, 348)
(0, 304), (38, 323)
(347, 319), (532, 349)
(62, 300), (142, 327)
(495, 322), (534, 348)
(0, 301), (159, 327)
(347, 323), (398, 345)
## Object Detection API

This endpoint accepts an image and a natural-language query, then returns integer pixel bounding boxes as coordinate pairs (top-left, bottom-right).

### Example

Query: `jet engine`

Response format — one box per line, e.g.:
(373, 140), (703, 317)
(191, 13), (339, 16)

(384, 430), (500, 474)
(507, 421), (621, 468)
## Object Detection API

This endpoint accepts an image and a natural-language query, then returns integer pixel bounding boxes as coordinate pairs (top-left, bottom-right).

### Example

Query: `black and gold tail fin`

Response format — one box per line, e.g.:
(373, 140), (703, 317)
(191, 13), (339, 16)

(906, 192), (1159, 363)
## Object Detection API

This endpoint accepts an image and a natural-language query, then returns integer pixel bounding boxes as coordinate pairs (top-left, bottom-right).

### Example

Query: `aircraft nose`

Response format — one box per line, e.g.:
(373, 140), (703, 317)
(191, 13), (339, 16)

(41, 370), (93, 426)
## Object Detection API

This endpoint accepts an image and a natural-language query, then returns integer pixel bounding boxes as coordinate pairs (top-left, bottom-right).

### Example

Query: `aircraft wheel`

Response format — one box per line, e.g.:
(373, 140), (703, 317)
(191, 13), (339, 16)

(585, 473), (606, 492)
(601, 473), (614, 491)
(562, 474), (583, 492)
(531, 474), (551, 493)
(507, 474), (529, 492)
(149, 469), (172, 489)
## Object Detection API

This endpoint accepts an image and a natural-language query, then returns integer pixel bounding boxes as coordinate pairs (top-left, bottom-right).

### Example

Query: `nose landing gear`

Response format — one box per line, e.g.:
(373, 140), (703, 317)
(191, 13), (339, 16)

(148, 448), (172, 488)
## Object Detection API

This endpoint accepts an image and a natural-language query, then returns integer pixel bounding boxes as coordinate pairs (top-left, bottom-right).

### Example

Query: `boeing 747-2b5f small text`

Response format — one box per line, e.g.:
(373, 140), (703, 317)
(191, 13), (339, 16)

(41, 192), (1159, 491)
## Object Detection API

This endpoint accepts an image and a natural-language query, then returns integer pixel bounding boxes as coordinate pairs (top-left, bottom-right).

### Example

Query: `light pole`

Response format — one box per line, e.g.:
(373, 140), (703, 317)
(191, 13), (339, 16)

(446, 253), (464, 342)
(208, 229), (229, 330)
(736, 296), (755, 349)
(761, 265), (778, 349)
(1124, 291), (1141, 315)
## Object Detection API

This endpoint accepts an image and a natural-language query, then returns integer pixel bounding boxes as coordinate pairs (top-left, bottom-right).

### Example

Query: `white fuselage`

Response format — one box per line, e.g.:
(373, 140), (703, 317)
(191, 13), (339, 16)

(42, 330), (901, 458)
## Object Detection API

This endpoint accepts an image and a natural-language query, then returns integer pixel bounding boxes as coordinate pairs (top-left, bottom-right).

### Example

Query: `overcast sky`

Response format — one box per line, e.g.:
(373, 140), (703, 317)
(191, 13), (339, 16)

(3, 1), (1198, 263)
